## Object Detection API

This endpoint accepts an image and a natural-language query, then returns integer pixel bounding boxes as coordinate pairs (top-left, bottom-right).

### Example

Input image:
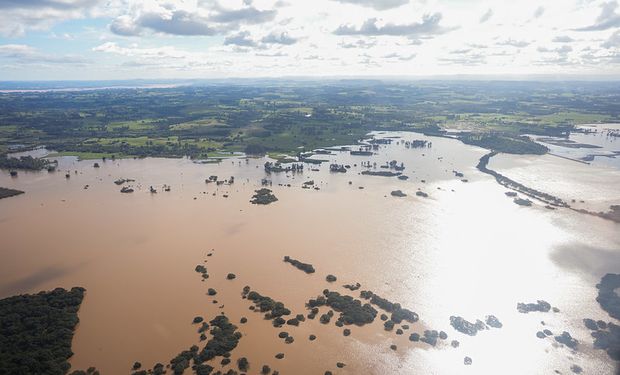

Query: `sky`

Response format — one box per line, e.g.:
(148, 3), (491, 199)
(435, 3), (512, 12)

(0, 0), (619, 80)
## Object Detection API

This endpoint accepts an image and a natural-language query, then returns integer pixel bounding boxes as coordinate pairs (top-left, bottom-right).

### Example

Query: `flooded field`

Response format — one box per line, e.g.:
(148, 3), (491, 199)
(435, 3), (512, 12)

(0, 131), (618, 375)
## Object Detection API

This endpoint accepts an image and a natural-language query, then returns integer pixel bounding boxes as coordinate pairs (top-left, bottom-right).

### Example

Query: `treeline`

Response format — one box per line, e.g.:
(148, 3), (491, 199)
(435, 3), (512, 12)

(460, 134), (548, 155)
(49, 140), (219, 159)
(0, 155), (53, 170)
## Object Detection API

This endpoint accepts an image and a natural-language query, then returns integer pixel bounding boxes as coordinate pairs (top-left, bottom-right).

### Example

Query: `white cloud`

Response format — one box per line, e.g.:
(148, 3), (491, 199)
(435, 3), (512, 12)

(209, 2), (277, 24)
(333, 13), (455, 38)
(383, 52), (416, 60)
(537, 45), (573, 54)
(552, 35), (575, 43)
(602, 30), (620, 48)
(575, 0), (620, 31)
(261, 31), (298, 45)
(331, 0), (409, 10)
(224, 31), (258, 47)
(533, 6), (545, 18)
(108, 1), (278, 37)
(92, 42), (190, 60)
(479, 9), (493, 23)
(0, 0), (103, 36)
(138, 10), (218, 36)
(338, 39), (377, 49)
(0, 44), (89, 64)
(497, 39), (530, 48)
(1, 0), (619, 78)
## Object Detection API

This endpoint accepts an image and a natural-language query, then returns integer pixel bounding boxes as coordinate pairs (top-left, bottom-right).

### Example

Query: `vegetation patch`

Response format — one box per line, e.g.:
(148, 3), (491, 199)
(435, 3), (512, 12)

(459, 134), (547, 155)
(359, 290), (418, 324)
(0, 187), (24, 200)
(0, 287), (85, 375)
(307, 289), (377, 326)
(517, 300), (552, 313)
(449, 316), (488, 336)
(596, 273), (620, 320)
(554, 331), (578, 349)
(195, 264), (209, 279)
(283, 256), (315, 273)
(584, 319), (620, 361)
(0, 155), (54, 170)
(143, 315), (241, 375)
(243, 289), (292, 327)
(361, 170), (401, 177)
(250, 188), (278, 205)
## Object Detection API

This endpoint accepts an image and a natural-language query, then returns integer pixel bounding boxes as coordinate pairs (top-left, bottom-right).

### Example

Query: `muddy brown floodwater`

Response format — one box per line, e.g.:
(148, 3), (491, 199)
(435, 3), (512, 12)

(1, 131), (619, 375)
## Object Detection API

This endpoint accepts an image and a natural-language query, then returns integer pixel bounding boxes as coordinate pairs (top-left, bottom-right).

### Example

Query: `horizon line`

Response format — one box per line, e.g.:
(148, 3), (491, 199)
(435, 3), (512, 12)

(2, 73), (620, 84)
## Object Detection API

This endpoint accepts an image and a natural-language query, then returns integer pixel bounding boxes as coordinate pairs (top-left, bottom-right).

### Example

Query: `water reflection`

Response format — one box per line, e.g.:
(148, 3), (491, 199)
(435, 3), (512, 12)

(550, 244), (620, 279)
(0, 265), (75, 296)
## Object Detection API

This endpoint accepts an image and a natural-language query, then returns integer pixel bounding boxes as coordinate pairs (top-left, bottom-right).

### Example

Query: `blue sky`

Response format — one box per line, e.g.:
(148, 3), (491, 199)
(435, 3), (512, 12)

(0, 0), (619, 80)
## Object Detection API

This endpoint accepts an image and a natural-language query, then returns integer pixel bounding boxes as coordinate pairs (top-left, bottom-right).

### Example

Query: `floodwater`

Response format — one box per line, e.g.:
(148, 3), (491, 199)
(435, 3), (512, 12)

(532, 123), (620, 169)
(0, 131), (619, 375)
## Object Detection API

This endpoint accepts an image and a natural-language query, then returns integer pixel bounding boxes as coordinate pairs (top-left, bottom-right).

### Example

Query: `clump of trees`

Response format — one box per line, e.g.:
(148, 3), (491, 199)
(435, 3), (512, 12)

(283, 256), (315, 273)
(307, 289), (377, 326)
(237, 357), (249, 371)
(195, 264), (208, 279)
(596, 273), (620, 320)
(250, 189), (278, 205)
(244, 289), (292, 327)
(359, 290), (419, 324)
(390, 190), (406, 197)
(583, 318), (620, 361)
(0, 155), (54, 170)
(0, 287), (86, 375)
(517, 300), (552, 313)
(157, 315), (242, 374)
(449, 316), (487, 336)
